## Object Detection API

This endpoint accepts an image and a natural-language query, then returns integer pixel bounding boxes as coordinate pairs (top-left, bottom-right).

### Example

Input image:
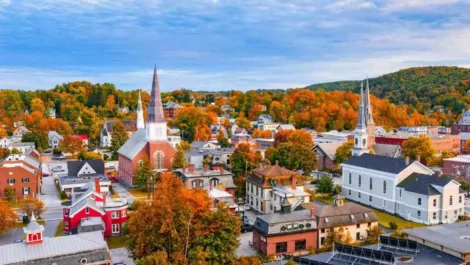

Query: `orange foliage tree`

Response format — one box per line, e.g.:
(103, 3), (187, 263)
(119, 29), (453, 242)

(252, 129), (272, 139)
(0, 200), (17, 234)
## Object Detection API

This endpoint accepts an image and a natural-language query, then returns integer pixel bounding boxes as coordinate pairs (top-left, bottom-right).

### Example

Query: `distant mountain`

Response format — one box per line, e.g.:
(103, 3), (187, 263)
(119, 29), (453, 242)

(306, 66), (470, 113)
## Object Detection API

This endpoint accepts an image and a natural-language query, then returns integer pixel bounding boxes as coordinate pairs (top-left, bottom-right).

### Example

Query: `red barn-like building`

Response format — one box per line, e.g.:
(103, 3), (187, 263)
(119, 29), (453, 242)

(63, 178), (128, 236)
(117, 66), (177, 187)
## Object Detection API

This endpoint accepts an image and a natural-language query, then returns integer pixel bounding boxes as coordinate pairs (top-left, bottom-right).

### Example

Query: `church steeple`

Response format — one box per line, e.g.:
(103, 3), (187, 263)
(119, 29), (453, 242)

(136, 89), (145, 129)
(23, 213), (44, 245)
(364, 77), (376, 148)
(147, 65), (166, 123)
(352, 82), (369, 156)
(146, 65), (168, 141)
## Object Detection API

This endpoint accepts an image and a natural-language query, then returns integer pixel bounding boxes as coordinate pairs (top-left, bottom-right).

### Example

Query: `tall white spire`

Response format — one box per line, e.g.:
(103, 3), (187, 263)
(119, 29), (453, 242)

(364, 77), (374, 125)
(352, 82), (369, 156)
(136, 89), (145, 129)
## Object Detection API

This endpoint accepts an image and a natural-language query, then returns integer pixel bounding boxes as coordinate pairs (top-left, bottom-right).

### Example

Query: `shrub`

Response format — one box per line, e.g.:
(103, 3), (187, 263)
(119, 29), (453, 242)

(103, 154), (109, 161)
(389, 221), (398, 230)
(60, 191), (67, 200)
(4, 187), (15, 201)
(52, 148), (61, 155)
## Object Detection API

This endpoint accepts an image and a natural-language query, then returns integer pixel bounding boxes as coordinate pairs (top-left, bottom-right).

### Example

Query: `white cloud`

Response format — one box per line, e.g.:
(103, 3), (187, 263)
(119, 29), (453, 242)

(382, 0), (461, 11)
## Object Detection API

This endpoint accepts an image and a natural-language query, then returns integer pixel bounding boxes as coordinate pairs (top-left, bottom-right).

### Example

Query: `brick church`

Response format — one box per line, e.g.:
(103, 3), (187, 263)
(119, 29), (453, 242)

(118, 66), (177, 186)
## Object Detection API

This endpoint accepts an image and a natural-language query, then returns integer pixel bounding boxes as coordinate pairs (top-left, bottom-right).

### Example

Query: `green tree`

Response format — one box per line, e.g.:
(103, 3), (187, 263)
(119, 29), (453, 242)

(230, 143), (261, 177)
(402, 135), (436, 165)
(316, 175), (334, 195)
(334, 141), (354, 164)
(10, 148), (21, 155)
(22, 132), (49, 150)
(217, 130), (231, 148)
(111, 121), (129, 152)
(136, 157), (154, 188)
(4, 187), (15, 201)
(272, 142), (317, 175)
(172, 144), (189, 170)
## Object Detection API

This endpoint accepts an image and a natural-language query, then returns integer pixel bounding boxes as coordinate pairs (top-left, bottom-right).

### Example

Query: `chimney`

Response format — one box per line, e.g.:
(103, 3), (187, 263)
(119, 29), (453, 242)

(310, 207), (315, 217)
(189, 164), (195, 173)
(291, 175), (296, 190)
(405, 156), (410, 165)
(95, 178), (100, 193)
(275, 160), (279, 166)
(417, 155), (421, 163)
(204, 164), (209, 172)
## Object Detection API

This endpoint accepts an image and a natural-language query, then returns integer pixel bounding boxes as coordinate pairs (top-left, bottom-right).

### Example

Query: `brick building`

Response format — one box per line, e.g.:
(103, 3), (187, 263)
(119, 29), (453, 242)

(0, 154), (41, 199)
(117, 66), (177, 187)
(63, 179), (128, 236)
(376, 134), (460, 154)
(442, 155), (470, 178)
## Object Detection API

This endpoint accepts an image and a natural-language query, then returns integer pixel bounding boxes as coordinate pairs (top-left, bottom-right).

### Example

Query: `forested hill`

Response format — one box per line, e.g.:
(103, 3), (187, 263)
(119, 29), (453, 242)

(307, 66), (470, 113)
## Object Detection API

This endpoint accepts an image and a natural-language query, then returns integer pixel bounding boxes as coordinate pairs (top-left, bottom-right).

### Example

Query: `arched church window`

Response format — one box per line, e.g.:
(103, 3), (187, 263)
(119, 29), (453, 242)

(210, 178), (220, 187)
(362, 139), (366, 147)
(155, 151), (164, 169)
(138, 160), (143, 169)
(355, 138), (358, 146)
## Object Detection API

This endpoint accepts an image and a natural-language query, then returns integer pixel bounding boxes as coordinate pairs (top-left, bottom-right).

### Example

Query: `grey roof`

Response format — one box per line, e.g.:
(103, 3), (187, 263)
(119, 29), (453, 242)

(397, 173), (455, 196)
(58, 174), (110, 187)
(343, 153), (419, 174)
(404, 221), (470, 254)
(254, 209), (317, 235)
(11, 142), (35, 147)
(78, 217), (105, 234)
(104, 120), (136, 133)
(117, 128), (148, 159)
(314, 143), (342, 160)
(48, 130), (63, 140)
(67, 160), (105, 176)
(373, 143), (402, 158)
(163, 100), (184, 109)
(313, 202), (379, 229)
(277, 124), (295, 130)
(0, 231), (109, 265)
(191, 141), (210, 149)
(71, 197), (105, 216)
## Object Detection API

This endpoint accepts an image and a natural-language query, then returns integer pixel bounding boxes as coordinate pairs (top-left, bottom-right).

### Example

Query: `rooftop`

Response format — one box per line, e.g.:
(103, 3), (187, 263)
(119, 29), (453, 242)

(397, 173), (456, 196)
(444, 155), (470, 163)
(404, 221), (470, 254)
(342, 153), (424, 174)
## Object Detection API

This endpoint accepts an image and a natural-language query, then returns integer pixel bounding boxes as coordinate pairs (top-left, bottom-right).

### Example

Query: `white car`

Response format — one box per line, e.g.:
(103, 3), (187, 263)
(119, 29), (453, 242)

(243, 204), (251, 210)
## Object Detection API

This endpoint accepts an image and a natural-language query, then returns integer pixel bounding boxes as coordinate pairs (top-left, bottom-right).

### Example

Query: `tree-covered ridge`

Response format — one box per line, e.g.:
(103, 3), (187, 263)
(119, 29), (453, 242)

(307, 66), (470, 114)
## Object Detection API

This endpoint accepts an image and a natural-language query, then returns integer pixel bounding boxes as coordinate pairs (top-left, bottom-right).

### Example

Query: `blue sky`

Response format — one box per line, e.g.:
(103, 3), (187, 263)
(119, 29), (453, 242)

(1, 0), (470, 91)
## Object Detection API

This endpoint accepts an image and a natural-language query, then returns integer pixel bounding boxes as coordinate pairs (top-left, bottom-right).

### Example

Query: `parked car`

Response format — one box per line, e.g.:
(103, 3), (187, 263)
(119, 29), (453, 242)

(42, 173), (51, 177)
(43, 149), (52, 154)
(241, 223), (253, 233)
(241, 216), (250, 224)
(53, 154), (66, 160)
(14, 239), (23, 243)
(333, 173), (341, 178)
(243, 204), (251, 210)
(310, 179), (319, 185)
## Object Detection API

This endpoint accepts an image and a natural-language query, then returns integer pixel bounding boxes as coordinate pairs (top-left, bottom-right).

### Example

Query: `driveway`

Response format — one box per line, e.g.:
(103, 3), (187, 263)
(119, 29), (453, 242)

(39, 176), (61, 207)
(110, 247), (135, 265)
(237, 232), (258, 257)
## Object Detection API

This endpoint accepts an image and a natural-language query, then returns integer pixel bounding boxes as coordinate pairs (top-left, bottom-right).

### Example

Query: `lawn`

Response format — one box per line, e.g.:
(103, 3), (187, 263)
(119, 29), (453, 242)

(315, 195), (425, 229)
(55, 220), (64, 237)
(14, 219), (45, 228)
(128, 187), (149, 198)
(107, 236), (129, 249)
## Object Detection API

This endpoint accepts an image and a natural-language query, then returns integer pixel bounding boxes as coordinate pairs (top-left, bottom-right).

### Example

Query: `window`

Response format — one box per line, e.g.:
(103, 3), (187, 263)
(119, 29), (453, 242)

(191, 179), (203, 188)
(138, 160), (143, 169)
(355, 138), (358, 146)
(454, 210), (458, 215)
(210, 178), (219, 187)
(450, 196), (453, 206)
(321, 228), (325, 233)
(356, 224), (360, 228)
(349, 173), (352, 185)
(369, 178), (372, 190)
(418, 198), (421, 206)
(433, 212), (436, 219)
(358, 192), (361, 199)
(112, 224), (120, 234)
(276, 242), (287, 253)
(383, 200), (387, 207)
(86, 207), (90, 214)
(356, 232), (361, 240)
(295, 240), (306, 251)
(362, 139), (366, 146)
(256, 187), (259, 196)
(251, 184), (253, 193)
(383, 181), (387, 194)
(367, 222), (371, 227)
(433, 199), (437, 207)
(358, 175), (361, 187)
(7, 178), (15, 184)
(22, 187), (30, 195)
(112, 211), (119, 219)
(399, 189), (402, 197)
(22, 178), (30, 183)
(321, 237), (325, 245)
(154, 151), (164, 169)
(417, 210), (421, 218)
(460, 196), (462, 203)
(369, 195), (372, 202)
(348, 189), (351, 196)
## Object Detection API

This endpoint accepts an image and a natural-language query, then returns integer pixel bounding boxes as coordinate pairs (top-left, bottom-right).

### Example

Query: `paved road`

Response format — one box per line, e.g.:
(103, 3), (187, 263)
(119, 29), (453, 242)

(237, 231), (258, 257)
(110, 248), (135, 265)
(112, 182), (137, 205)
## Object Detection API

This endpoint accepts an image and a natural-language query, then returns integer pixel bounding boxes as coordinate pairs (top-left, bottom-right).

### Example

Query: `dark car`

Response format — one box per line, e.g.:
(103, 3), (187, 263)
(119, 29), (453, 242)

(310, 179), (319, 184)
(241, 216), (250, 224)
(241, 223), (253, 233)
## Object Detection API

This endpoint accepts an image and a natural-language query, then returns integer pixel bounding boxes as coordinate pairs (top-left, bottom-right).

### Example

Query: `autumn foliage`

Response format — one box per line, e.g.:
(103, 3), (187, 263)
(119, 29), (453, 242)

(0, 200), (17, 234)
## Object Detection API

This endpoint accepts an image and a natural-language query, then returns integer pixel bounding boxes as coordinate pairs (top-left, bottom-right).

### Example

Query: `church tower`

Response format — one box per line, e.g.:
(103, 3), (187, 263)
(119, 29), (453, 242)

(352, 82), (369, 156)
(364, 78), (375, 149)
(136, 89), (145, 130)
(146, 65), (168, 141)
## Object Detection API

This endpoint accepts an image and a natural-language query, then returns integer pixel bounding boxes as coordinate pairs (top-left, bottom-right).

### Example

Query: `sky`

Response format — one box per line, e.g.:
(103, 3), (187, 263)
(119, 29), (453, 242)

(1, 0), (470, 91)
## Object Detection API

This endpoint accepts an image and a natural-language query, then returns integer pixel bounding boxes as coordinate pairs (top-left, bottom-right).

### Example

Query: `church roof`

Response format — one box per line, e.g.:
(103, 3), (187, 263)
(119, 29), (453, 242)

(343, 153), (419, 174)
(147, 66), (166, 123)
(117, 128), (148, 159)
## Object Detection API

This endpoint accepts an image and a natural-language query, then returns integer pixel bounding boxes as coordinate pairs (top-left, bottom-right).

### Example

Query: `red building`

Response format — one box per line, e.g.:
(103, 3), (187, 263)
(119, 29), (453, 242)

(0, 154), (41, 199)
(117, 66), (177, 187)
(71, 134), (89, 146)
(63, 178), (128, 237)
(252, 201), (317, 259)
(443, 155), (470, 178)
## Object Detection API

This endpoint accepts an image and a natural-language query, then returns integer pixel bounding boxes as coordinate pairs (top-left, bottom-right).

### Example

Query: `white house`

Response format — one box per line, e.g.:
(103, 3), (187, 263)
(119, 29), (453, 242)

(48, 131), (63, 149)
(342, 154), (465, 224)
